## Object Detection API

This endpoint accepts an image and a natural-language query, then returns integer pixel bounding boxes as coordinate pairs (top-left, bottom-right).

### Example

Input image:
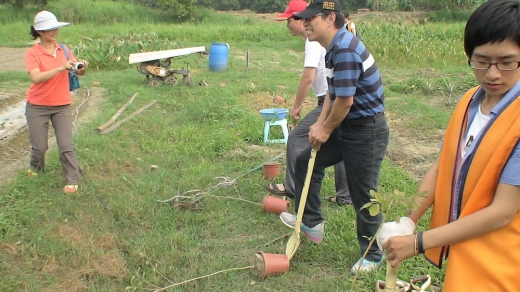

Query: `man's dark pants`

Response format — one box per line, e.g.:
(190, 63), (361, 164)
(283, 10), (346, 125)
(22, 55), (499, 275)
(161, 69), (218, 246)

(293, 117), (389, 262)
(284, 97), (350, 201)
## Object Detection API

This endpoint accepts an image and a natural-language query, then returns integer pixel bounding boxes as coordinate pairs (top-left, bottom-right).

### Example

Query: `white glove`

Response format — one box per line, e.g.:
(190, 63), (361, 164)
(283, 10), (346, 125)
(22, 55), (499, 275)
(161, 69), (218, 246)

(376, 217), (415, 251)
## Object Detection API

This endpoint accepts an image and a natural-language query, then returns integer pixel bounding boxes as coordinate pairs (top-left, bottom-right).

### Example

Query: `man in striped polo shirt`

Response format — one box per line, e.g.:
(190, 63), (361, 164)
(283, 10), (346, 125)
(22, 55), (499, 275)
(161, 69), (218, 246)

(279, 0), (389, 275)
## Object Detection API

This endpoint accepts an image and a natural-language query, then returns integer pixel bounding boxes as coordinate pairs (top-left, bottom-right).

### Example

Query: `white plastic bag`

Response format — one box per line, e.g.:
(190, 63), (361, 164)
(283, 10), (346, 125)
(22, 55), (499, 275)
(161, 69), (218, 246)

(376, 217), (415, 250)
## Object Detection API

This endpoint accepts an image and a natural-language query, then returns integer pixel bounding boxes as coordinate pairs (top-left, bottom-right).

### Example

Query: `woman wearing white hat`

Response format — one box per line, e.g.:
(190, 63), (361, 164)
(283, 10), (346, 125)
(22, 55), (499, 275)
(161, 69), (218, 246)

(25, 10), (89, 193)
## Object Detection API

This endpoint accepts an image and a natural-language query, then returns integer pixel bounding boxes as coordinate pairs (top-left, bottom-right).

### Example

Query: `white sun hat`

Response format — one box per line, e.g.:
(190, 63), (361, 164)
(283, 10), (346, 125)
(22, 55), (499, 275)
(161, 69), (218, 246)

(33, 11), (70, 31)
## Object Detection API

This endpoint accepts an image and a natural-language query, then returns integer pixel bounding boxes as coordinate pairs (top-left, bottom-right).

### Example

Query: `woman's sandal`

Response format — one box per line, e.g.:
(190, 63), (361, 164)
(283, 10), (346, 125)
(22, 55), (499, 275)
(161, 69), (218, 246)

(264, 183), (294, 199)
(326, 196), (352, 206)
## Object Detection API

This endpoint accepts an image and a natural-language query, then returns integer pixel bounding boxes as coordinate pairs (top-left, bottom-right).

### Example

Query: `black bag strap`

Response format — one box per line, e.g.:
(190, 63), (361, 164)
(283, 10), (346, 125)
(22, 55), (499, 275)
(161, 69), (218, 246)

(60, 43), (78, 77)
(60, 43), (69, 60)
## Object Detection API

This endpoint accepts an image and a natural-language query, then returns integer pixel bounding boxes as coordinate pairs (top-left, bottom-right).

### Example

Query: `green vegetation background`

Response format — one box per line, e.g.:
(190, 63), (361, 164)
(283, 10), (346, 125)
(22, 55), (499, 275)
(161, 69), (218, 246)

(0, 0), (479, 291)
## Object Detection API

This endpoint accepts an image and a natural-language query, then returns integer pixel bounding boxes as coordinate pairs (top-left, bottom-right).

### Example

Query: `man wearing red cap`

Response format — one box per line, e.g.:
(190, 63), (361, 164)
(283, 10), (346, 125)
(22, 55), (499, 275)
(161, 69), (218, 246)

(266, 0), (351, 207)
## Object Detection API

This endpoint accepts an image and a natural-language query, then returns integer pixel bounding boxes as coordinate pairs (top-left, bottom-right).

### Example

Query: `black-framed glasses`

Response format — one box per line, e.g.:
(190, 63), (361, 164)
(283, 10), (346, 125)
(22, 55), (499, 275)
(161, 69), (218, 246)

(468, 60), (520, 71)
(304, 13), (323, 22)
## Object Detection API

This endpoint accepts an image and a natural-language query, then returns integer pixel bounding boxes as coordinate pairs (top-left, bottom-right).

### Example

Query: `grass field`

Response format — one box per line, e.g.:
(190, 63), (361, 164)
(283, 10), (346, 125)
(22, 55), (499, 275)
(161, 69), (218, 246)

(0, 5), (476, 291)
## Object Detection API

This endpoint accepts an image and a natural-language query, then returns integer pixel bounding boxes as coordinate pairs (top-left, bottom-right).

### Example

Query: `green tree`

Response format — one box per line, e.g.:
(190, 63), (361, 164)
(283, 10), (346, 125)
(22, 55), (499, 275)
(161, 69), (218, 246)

(195, 0), (243, 11)
(249, 0), (286, 13)
(6, 0), (47, 10)
(13, 0), (27, 10)
(134, 0), (198, 20)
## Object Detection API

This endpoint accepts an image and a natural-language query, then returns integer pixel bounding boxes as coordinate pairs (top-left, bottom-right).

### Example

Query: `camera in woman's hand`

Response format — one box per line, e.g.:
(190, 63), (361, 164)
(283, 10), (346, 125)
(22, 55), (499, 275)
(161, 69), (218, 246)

(73, 62), (84, 70)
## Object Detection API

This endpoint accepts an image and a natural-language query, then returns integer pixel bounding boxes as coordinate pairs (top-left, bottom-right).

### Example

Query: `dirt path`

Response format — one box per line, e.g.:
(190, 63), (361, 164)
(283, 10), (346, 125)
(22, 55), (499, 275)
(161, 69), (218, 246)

(0, 48), (29, 190)
(0, 47), (29, 72)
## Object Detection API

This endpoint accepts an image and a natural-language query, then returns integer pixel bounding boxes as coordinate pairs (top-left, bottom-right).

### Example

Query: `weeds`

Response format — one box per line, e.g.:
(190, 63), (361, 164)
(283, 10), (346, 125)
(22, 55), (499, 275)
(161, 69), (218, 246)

(439, 77), (461, 107)
(421, 79), (437, 95)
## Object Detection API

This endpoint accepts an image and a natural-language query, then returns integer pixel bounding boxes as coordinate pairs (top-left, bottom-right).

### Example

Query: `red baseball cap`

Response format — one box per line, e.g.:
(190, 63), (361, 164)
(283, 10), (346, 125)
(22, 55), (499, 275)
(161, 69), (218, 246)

(275, 0), (308, 21)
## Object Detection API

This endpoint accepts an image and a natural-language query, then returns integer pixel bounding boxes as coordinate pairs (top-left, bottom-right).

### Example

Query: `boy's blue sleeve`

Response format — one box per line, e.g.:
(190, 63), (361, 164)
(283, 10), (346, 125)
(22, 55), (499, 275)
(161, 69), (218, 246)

(500, 141), (520, 186)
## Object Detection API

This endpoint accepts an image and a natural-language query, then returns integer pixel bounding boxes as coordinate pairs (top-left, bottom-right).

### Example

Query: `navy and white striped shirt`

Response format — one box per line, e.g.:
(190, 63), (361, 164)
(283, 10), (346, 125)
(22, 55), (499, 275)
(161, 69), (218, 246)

(325, 27), (385, 119)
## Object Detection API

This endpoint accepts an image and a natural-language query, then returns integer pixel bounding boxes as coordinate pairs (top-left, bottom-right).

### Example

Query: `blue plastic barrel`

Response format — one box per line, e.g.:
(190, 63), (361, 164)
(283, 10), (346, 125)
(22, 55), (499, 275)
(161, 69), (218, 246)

(209, 42), (229, 72)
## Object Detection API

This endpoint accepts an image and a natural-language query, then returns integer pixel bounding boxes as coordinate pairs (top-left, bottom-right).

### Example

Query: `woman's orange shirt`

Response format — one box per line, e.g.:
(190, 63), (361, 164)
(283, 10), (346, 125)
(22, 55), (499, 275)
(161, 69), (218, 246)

(25, 42), (74, 106)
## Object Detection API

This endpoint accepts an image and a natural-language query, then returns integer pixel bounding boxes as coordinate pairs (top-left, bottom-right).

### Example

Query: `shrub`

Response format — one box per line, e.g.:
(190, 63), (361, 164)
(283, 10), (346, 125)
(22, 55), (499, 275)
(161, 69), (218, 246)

(74, 33), (180, 70)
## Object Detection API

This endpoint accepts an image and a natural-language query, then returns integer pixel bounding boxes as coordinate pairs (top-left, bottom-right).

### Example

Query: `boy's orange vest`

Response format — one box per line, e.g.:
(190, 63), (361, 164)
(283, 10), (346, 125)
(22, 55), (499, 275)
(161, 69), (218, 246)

(426, 86), (520, 291)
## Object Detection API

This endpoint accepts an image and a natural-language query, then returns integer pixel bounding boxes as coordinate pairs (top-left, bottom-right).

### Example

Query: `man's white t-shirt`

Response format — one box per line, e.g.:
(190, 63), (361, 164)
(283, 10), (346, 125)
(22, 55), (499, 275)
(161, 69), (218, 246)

(462, 103), (491, 157)
(304, 38), (328, 97)
(345, 21), (356, 31)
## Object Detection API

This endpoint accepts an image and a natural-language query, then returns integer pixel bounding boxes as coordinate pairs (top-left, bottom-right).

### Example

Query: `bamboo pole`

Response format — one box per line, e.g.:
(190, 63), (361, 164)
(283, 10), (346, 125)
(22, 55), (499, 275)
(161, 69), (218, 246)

(100, 100), (157, 134)
(384, 262), (400, 291)
(96, 92), (138, 132)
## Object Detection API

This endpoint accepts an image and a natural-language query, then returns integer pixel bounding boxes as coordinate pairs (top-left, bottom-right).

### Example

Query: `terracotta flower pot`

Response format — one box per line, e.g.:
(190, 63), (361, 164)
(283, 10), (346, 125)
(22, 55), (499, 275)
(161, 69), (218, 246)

(261, 195), (290, 214)
(273, 95), (284, 104)
(251, 251), (290, 279)
(263, 162), (281, 179)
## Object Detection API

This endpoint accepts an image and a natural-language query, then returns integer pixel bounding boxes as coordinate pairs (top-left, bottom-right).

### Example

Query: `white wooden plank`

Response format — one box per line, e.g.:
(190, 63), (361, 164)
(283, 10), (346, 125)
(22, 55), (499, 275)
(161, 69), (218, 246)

(128, 46), (206, 64)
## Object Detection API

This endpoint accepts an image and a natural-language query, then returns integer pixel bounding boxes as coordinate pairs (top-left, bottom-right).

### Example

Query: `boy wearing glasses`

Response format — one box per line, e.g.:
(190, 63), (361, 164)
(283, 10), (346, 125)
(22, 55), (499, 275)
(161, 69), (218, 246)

(381, 0), (520, 290)
(266, 0), (351, 206)
(279, 0), (389, 274)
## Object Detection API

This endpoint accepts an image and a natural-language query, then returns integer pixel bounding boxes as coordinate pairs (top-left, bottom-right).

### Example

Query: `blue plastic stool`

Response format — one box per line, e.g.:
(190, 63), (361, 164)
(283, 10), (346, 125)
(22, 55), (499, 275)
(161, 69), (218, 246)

(263, 118), (289, 144)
